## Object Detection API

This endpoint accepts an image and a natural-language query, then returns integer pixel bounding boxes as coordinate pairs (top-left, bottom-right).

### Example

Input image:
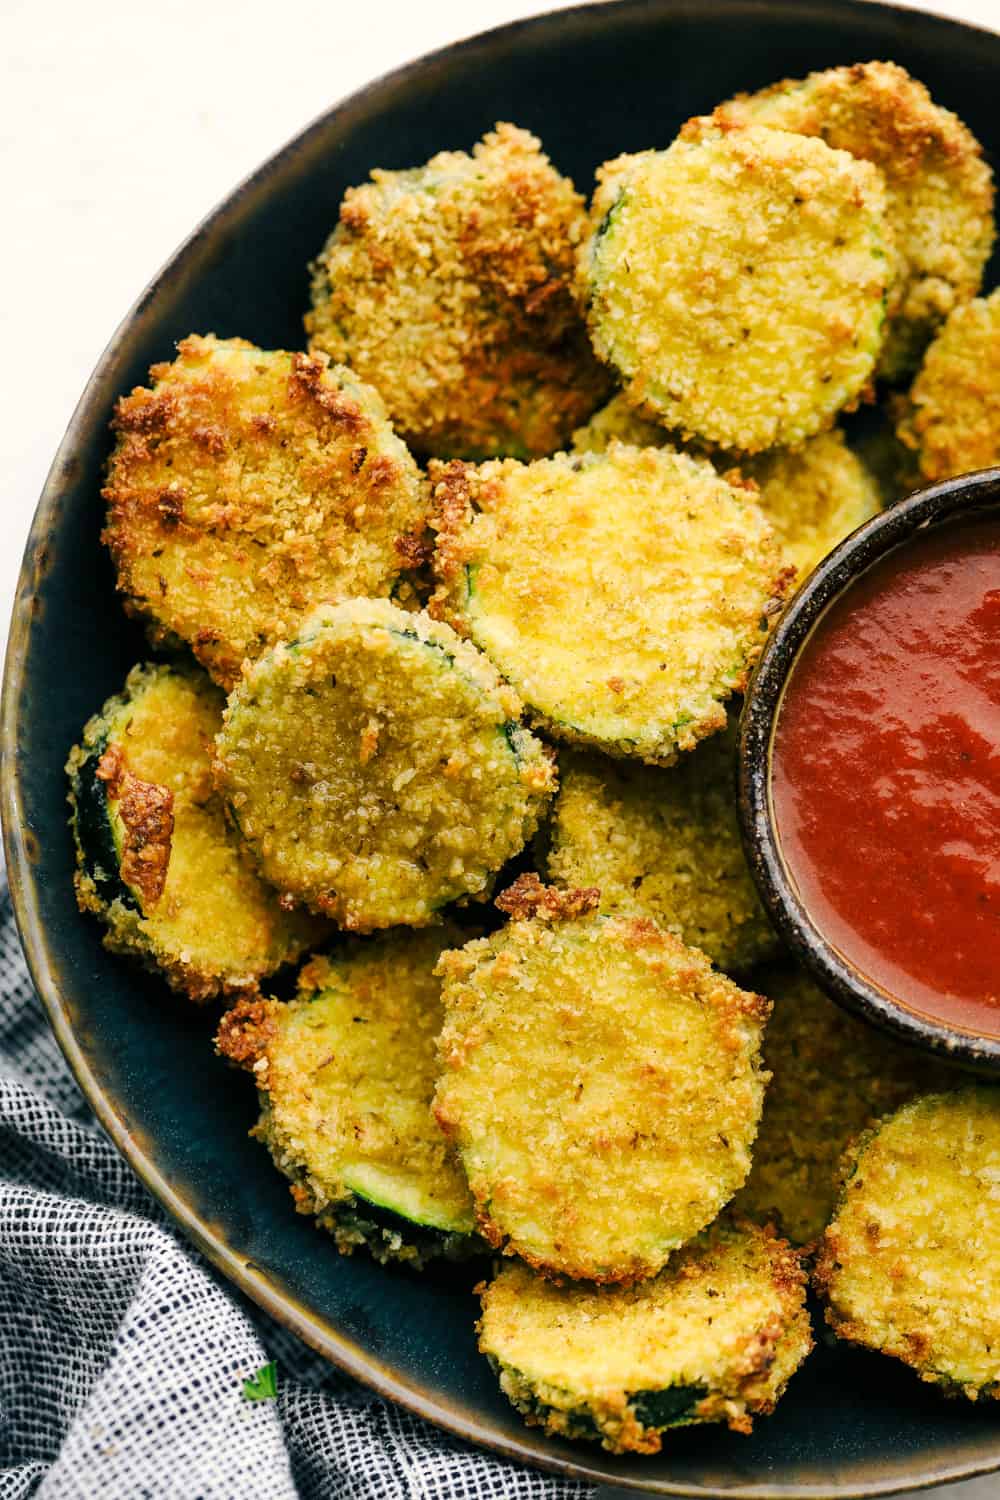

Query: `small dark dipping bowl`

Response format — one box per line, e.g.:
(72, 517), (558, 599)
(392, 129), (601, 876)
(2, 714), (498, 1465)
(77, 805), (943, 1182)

(9, 1), (1000, 1495)
(740, 468), (1000, 1073)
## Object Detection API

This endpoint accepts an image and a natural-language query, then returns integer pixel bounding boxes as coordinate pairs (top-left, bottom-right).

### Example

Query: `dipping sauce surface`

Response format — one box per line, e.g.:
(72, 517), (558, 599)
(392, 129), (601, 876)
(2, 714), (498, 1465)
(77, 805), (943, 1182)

(771, 517), (1000, 1036)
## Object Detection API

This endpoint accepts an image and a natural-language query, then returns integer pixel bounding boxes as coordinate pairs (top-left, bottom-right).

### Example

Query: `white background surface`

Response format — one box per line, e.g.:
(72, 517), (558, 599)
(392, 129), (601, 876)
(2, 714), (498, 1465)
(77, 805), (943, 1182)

(3, 1), (1000, 1494)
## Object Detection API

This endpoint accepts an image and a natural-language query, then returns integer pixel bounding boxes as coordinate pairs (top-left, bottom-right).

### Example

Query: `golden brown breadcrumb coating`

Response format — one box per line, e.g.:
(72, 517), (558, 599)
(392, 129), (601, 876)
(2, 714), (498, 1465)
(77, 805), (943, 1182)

(434, 880), (771, 1282)
(66, 663), (320, 1002)
(213, 599), (555, 931)
(896, 289), (1000, 482)
(816, 1088), (1000, 1398)
(216, 930), (479, 1267)
(571, 407), (881, 585)
(570, 393), (667, 454)
(546, 722), (778, 973)
(740, 428), (882, 583)
(429, 444), (789, 765)
(103, 334), (427, 689)
(477, 1219), (812, 1452)
(714, 60), (994, 378)
(731, 966), (959, 1244)
(579, 124), (891, 452)
(306, 123), (609, 460)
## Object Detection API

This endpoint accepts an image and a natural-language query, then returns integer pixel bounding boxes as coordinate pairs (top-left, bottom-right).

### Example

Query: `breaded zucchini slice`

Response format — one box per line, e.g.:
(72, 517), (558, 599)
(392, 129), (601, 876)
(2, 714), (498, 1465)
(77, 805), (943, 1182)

(306, 123), (609, 461)
(580, 123), (891, 453)
(896, 290), (1000, 483)
(572, 405), (881, 584)
(66, 663), (319, 1001)
(477, 1219), (812, 1452)
(740, 428), (881, 584)
(434, 877), (770, 1282)
(731, 967), (957, 1244)
(429, 445), (788, 765)
(547, 723), (777, 972)
(216, 929), (479, 1267)
(103, 335), (428, 689)
(816, 1087), (1000, 1399)
(214, 599), (555, 931)
(570, 393), (667, 454)
(715, 61), (994, 379)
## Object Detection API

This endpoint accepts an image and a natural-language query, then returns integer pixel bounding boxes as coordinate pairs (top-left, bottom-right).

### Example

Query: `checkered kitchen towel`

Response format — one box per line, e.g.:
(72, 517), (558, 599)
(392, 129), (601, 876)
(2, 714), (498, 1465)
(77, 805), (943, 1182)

(0, 865), (591, 1500)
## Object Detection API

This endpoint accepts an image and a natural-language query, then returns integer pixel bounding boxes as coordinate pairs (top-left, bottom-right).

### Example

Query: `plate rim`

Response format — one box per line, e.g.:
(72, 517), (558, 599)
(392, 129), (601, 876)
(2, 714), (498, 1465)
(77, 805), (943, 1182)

(5, 0), (1000, 1490)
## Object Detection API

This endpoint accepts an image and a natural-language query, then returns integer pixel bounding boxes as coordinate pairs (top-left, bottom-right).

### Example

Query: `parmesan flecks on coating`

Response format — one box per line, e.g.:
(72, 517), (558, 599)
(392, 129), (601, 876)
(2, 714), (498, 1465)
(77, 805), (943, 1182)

(477, 1219), (812, 1452)
(434, 880), (771, 1283)
(103, 335), (428, 689)
(580, 124), (892, 452)
(430, 443), (790, 765)
(213, 598), (555, 931)
(307, 123), (610, 460)
(714, 61), (994, 378)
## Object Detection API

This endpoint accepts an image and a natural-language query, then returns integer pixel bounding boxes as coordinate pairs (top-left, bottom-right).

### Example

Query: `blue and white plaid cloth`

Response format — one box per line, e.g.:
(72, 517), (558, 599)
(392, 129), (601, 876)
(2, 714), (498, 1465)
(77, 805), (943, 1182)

(0, 866), (591, 1500)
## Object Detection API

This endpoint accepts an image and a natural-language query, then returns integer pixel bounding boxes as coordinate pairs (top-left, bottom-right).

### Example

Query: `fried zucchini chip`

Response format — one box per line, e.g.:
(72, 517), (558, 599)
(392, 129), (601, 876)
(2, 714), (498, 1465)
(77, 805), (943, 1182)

(477, 1220), (812, 1452)
(715, 61), (994, 379)
(579, 124), (891, 453)
(731, 967), (957, 1244)
(103, 335), (428, 689)
(306, 123), (609, 461)
(569, 393), (667, 454)
(740, 428), (882, 584)
(217, 929), (479, 1267)
(895, 290), (1000, 483)
(66, 663), (320, 1002)
(572, 405), (881, 585)
(816, 1087), (1000, 1399)
(546, 723), (778, 972)
(214, 599), (555, 931)
(430, 445), (788, 765)
(434, 877), (770, 1282)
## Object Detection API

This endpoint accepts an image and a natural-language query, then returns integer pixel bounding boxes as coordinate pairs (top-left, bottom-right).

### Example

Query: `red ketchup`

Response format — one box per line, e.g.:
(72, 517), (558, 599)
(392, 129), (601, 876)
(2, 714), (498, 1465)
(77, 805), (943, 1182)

(771, 517), (1000, 1036)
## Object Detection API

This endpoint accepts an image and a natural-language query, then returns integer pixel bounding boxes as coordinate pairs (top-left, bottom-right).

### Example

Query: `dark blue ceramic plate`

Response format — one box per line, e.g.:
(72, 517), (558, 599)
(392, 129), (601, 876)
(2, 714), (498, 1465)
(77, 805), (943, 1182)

(5, 2), (1000, 1492)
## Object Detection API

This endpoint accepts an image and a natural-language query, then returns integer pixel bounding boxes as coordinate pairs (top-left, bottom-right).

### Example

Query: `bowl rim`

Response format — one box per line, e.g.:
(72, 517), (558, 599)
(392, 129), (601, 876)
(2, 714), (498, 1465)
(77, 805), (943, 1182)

(7, 0), (1000, 1492)
(738, 466), (1000, 1072)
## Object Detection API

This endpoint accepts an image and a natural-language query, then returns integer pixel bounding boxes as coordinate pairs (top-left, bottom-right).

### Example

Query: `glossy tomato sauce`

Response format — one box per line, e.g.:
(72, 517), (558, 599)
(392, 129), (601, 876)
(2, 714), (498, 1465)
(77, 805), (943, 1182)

(771, 517), (1000, 1036)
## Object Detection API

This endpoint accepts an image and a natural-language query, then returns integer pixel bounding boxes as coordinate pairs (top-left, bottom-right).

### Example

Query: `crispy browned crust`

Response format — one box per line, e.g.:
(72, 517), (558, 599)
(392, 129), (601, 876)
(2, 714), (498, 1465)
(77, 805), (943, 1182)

(215, 996), (279, 1069)
(494, 872), (600, 923)
(103, 336), (427, 689)
(713, 61), (995, 375)
(96, 743), (174, 909)
(306, 123), (610, 460)
(435, 911), (772, 1282)
(427, 459), (476, 601)
(476, 1218), (812, 1451)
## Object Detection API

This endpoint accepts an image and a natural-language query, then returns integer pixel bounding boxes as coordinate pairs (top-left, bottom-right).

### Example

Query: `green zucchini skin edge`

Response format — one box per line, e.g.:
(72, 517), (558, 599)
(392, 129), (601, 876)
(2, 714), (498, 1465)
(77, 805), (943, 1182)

(486, 1355), (708, 1445)
(335, 1194), (484, 1267)
(68, 734), (141, 915)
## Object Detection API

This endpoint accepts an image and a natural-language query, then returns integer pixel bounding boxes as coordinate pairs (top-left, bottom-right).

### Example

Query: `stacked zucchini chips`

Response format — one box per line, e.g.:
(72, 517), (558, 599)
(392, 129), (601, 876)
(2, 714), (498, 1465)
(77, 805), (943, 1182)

(69, 61), (1000, 1456)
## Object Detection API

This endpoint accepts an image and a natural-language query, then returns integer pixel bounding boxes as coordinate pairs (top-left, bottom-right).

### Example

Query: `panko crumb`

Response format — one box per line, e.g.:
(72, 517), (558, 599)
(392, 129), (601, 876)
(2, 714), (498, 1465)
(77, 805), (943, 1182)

(103, 335), (428, 689)
(714, 60), (995, 378)
(217, 930), (480, 1268)
(434, 897), (770, 1282)
(213, 598), (555, 931)
(429, 444), (788, 765)
(896, 289), (1000, 481)
(579, 123), (892, 452)
(477, 1219), (812, 1452)
(572, 400), (881, 585)
(546, 723), (779, 974)
(731, 966), (959, 1244)
(816, 1088), (1000, 1398)
(306, 122), (610, 460)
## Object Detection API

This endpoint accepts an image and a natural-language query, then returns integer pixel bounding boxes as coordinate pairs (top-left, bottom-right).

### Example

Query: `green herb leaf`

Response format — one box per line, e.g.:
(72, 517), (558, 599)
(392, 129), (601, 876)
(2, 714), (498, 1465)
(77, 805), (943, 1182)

(242, 1361), (278, 1402)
